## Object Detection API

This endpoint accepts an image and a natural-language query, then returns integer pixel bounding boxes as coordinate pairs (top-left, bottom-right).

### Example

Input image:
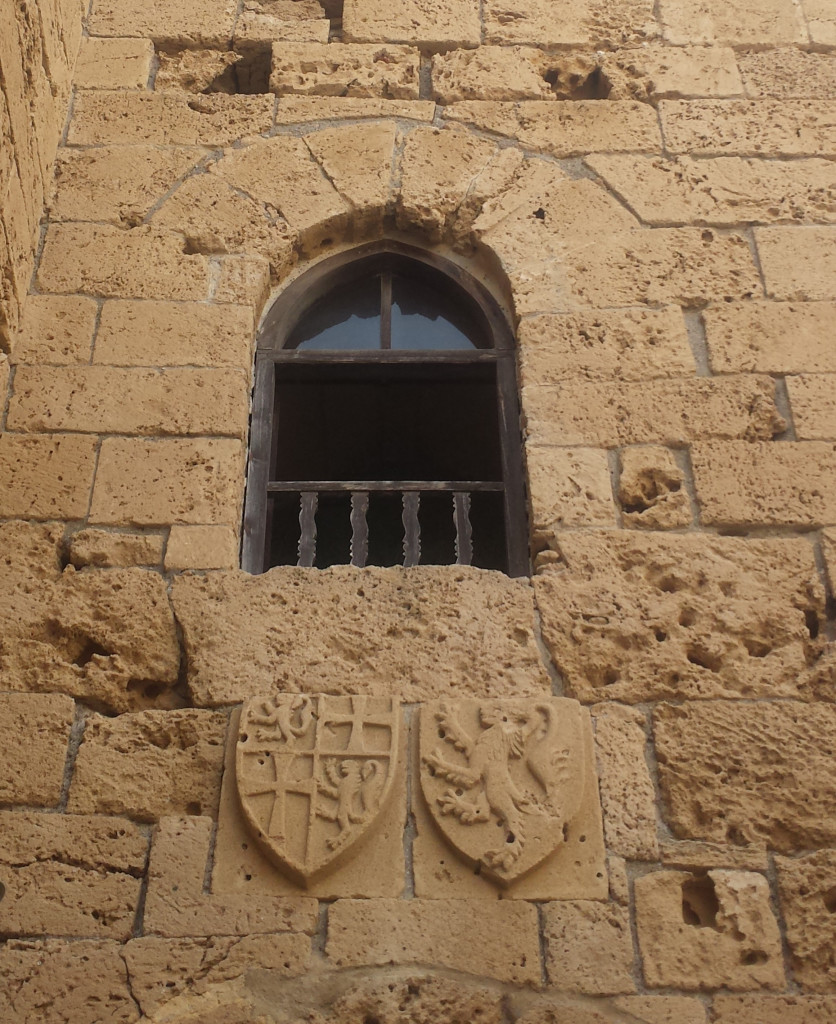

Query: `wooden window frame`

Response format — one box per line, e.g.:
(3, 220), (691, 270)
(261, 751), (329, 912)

(242, 240), (530, 577)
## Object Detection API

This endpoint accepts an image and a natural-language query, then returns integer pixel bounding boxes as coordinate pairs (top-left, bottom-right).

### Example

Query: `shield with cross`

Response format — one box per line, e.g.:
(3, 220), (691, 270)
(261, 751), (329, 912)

(235, 693), (400, 886)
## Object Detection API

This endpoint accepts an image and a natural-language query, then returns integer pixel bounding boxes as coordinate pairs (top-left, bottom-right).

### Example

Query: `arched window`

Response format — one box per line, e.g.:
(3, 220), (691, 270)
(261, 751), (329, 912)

(242, 241), (529, 576)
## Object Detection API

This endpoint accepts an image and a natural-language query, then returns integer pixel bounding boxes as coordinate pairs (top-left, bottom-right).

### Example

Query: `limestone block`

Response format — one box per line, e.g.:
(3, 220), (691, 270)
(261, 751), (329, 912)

(89, 0), (237, 47)
(691, 440), (836, 527)
(143, 816), (318, 936)
(68, 708), (227, 821)
(276, 96), (435, 122)
(270, 42), (419, 98)
(165, 525), (239, 570)
(703, 301), (836, 374)
(712, 996), (836, 1022)
(483, 0), (589, 45)
(635, 869), (784, 990)
(0, 693), (73, 806)
(8, 366), (249, 437)
(305, 123), (396, 234)
(543, 901), (636, 994)
(527, 446), (615, 532)
(74, 37), (154, 89)
(13, 294), (98, 363)
(787, 375), (836, 440)
(68, 91), (274, 146)
(67, 529), (162, 568)
(566, 228), (761, 308)
(214, 254), (273, 308)
(38, 224), (210, 301)
(95, 300), (254, 368)
(605, 44), (743, 100)
(445, 100), (661, 157)
(416, 697), (606, 900)
(327, 899), (540, 984)
(587, 154), (836, 227)
(155, 49), (242, 93)
(0, 939), (138, 1023)
(777, 851), (836, 992)
(89, 437), (244, 526)
(619, 446), (691, 530)
(343, 0), (479, 49)
(431, 47), (553, 103)
(614, 997), (708, 1024)
(533, 533), (827, 704)
(51, 146), (200, 225)
(212, 135), (350, 252)
(660, 0), (804, 45)
(661, 100), (836, 157)
(516, 999), (707, 1024)
(236, 13), (331, 45)
(591, 703), (658, 861)
(738, 48), (836, 99)
(123, 933), (311, 1017)
(171, 566), (550, 706)
(151, 174), (297, 273)
(0, 811), (145, 939)
(0, 434), (97, 518)
(660, 841), (768, 873)
(518, 308), (694, 387)
(804, 0), (836, 45)
(523, 376), (782, 447)
(757, 227), (836, 301)
(654, 701), (836, 851)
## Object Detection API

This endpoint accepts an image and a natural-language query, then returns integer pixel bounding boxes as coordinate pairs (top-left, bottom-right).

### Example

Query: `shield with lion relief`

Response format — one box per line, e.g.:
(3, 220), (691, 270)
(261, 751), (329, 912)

(419, 697), (589, 886)
(236, 693), (400, 886)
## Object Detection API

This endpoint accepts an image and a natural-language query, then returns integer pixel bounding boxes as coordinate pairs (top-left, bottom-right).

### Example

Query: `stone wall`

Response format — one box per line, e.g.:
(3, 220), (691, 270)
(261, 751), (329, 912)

(1, 0), (836, 1021)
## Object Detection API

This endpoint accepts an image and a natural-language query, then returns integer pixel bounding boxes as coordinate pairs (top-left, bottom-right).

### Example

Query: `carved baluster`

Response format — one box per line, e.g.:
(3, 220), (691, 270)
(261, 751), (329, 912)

(453, 491), (473, 566)
(402, 491), (421, 567)
(350, 491), (369, 568)
(298, 491), (318, 567)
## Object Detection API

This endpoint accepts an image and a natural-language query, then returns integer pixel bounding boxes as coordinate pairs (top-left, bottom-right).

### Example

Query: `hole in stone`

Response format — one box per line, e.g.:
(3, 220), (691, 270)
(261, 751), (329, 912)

(186, 802), (202, 815)
(658, 576), (682, 593)
(679, 608), (697, 627)
(602, 667), (619, 686)
(681, 875), (720, 928)
(240, 733), (249, 743)
(543, 64), (611, 100)
(73, 638), (110, 668)
(533, 208), (546, 220)
(0, 881), (5, 902)
(562, 823), (569, 842)
(655, 630), (667, 642)
(823, 886), (836, 913)
(686, 646), (722, 672)
(743, 637), (771, 658)
(741, 950), (768, 965)
(805, 610), (820, 640)
(506, 832), (515, 843)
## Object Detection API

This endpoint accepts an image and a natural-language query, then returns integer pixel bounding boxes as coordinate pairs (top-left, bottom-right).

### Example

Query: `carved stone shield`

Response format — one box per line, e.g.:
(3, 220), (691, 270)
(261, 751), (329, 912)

(236, 694), (400, 886)
(419, 697), (589, 886)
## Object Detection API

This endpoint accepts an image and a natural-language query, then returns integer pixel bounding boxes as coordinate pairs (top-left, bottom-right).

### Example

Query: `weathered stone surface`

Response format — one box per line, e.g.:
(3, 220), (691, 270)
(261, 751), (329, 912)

(703, 301), (836, 373)
(635, 869), (784, 990)
(613, 996), (708, 1024)
(0, 434), (97, 518)
(270, 42), (419, 98)
(654, 701), (836, 851)
(95, 300), (254, 368)
(805, 0), (836, 45)
(74, 36), (154, 90)
(343, 0), (480, 48)
(527, 446), (615, 533)
(89, 0), (237, 47)
(659, 0), (805, 44)
(591, 704), (658, 861)
(587, 155), (836, 226)
(691, 440), (836, 527)
(8, 366), (249, 437)
(523, 376), (782, 447)
(661, 100), (836, 157)
(172, 566), (550, 706)
(431, 47), (553, 103)
(276, 96), (435, 122)
(165, 525), (239, 570)
(38, 224), (210, 300)
(68, 708), (227, 821)
(533, 533), (827, 703)
(822, 528), (836, 593)
(144, 816), (318, 936)
(518, 308), (694, 386)
(327, 899), (540, 984)
(757, 227), (836, 301)
(12, 294), (98, 364)
(124, 933), (311, 1016)
(236, 13), (330, 45)
(739, 48), (836, 100)
(89, 437), (244, 526)
(516, 997), (707, 1024)
(445, 100), (661, 157)
(603, 44), (743, 100)
(0, 811), (145, 939)
(0, 693), (73, 806)
(787, 375), (836, 440)
(0, 939), (138, 1023)
(69, 528), (164, 568)
(0, 522), (181, 712)
(619, 446), (691, 529)
(68, 91), (273, 146)
(543, 901), (636, 994)
(482, 0), (658, 47)
(660, 841), (768, 873)
(777, 850), (836, 992)
(51, 146), (199, 225)
(712, 995), (836, 1022)
(154, 48), (243, 93)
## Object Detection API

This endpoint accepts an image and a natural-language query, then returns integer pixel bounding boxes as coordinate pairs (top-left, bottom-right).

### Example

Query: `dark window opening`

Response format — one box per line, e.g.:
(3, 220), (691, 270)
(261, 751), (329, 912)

(243, 242), (529, 576)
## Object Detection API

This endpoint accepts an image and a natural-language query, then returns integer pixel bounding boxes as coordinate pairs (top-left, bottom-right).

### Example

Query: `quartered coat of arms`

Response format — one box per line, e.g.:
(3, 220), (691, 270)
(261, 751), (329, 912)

(236, 694), (399, 886)
(419, 697), (588, 886)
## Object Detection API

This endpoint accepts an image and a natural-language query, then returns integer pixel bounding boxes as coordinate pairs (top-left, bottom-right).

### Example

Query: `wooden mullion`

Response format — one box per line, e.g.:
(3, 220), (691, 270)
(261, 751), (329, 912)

(241, 356), (275, 574)
(402, 491), (420, 567)
(350, 492), (369, 567)
(453, 492), (473, 566)
(267, 480), (504, 492)
(496, 357), (530, 577)
(380, 271), (392, 350)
